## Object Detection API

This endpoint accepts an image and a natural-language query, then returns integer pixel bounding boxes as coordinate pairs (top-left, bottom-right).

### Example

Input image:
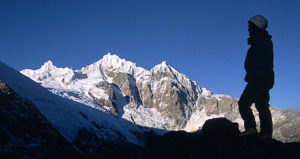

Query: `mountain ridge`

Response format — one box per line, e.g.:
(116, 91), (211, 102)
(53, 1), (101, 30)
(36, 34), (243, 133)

(19, 53), (300, 142)
(21, 53), (221, 131)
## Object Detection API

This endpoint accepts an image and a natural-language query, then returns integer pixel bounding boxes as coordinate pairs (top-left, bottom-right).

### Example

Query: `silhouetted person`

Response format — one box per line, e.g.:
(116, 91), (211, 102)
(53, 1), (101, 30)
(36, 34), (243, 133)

(239, 15), (274, 139)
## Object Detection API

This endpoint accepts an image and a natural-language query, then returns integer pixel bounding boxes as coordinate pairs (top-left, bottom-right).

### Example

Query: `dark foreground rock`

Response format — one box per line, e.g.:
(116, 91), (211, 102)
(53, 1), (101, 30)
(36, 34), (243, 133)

(144, 118), (300, 159)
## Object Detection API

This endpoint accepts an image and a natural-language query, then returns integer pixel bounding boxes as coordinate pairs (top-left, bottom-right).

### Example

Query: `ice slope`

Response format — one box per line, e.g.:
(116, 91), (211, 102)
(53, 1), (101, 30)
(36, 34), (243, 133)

(0, 61), (144, 145)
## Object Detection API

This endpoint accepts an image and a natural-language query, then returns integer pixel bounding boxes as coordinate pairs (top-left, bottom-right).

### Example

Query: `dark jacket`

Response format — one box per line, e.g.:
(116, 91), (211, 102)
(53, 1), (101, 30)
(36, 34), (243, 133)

(244, 31), (274, 89)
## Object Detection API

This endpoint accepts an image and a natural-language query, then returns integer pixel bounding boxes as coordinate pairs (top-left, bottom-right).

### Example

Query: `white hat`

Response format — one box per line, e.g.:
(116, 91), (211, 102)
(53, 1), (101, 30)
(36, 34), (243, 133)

(249, 15), (268, 30)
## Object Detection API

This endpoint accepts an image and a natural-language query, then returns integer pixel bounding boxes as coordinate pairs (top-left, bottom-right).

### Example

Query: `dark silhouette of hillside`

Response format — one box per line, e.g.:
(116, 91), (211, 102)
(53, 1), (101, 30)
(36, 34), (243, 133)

(0, 81), (83, 159)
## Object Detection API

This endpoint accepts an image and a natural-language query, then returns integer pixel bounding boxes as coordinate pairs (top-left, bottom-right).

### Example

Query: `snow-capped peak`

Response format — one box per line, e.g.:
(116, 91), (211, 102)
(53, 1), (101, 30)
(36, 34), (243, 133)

(161, 61), (167, 66)
(21, 60), (74, 85)
(151, 60), (189, 82)
(97, 53), (149, 79)
(100, 53), (141, 74)
(101, 53), (123, 64)
(40, 60), (55, 71)
(150, 60), (171, 73)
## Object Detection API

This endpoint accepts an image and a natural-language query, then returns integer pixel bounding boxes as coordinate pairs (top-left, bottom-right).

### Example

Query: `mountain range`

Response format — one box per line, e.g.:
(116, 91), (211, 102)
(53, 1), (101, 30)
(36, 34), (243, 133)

(0, 53), (299, 158)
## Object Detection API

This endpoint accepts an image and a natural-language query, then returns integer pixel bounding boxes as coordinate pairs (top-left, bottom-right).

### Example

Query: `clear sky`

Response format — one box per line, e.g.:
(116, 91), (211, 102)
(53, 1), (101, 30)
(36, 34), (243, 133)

(1, 0), (299, 109)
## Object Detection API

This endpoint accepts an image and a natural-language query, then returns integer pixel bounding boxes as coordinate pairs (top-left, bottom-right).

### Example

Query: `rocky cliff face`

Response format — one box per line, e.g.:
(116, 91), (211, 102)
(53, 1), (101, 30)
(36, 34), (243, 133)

(21, 53), (300, 142)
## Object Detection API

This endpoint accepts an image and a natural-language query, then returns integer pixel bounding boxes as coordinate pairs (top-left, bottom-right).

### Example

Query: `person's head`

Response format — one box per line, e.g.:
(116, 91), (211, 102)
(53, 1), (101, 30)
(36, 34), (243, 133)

(248, 15), (268, 36)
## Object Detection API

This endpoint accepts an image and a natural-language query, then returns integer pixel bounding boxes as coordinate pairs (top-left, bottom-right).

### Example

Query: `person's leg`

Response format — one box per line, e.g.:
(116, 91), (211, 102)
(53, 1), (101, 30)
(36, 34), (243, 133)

(255, 88), (272, 138)
(238, 84), (257, 132)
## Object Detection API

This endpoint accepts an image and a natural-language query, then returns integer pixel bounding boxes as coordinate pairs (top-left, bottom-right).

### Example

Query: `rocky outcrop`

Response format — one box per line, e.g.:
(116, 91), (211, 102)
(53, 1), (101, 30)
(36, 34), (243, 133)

(112, 72), (142, 108)
(89, 81), (118, 116)
(272, 110), (300, 142)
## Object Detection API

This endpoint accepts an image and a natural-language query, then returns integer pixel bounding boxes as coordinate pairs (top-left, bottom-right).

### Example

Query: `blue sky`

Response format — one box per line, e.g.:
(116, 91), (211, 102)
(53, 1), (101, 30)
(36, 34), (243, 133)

(1, 0), (299, 109)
